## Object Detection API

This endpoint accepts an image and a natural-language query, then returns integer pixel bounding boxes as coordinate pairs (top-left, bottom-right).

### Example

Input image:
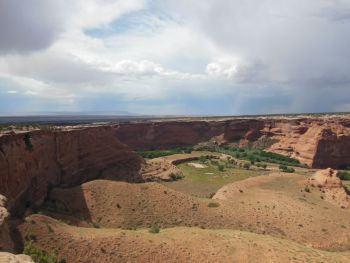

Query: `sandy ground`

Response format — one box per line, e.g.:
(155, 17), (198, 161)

(33, 174), (350, 251)
(187, 163), (207, 168)
(18, 215), (350, 263)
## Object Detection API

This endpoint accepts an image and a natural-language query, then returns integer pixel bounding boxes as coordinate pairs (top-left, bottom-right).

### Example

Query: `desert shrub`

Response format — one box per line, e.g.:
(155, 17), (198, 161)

(279, 165), (295, 173)
(24, 133), (33, 151)
(92, 222), (100, 228)
(279, 164), (287, 171)
(199, 156), (207, 163)
(304, 186), (311, 193)
(149, 224), (160, 234)
(261, 163), (267, 169)
(208, 202), (220, 208)
(243, 163), (251, 170)
(210, 160), (219, 166)
(169, 173), (183, 181)
(208, 192), (215, 198)
(286, 167), (295, 173)
(339, 171), (350, 181)
(218, 164), (225, 172)
(23, 241), (65, 263)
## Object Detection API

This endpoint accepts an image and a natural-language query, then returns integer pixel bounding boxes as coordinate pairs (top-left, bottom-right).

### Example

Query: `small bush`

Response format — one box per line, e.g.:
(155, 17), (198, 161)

(23, 241), (65, 263)
(339, 171), (350, 181)
(279, 165), (295, 173)
(243, 163), (251, 170)
(208, 202), (220, 208)
(149, 224), (160, 234)
(304, 187), (311, 193)
(279, 164), (287, 171)
(169, 173), (183, 181)
(210, 160), (219, 166)
(218, 164), (225, 172)
(208, 192), (215, 198)
(24, 133), (34, 151)
(199, 156), (207, 163)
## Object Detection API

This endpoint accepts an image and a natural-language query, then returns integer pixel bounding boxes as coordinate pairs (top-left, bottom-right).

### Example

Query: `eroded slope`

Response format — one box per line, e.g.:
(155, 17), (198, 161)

(42, 175), (350, 250)
(18, 215), (350, 263)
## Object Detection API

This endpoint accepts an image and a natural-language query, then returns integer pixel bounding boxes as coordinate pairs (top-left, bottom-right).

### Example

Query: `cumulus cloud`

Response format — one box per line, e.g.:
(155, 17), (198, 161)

(0, 0), (145, 54)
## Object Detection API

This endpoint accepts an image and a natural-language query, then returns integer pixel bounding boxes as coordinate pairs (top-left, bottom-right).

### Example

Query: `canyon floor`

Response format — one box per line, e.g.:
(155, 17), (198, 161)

(13, 152), (350, 263)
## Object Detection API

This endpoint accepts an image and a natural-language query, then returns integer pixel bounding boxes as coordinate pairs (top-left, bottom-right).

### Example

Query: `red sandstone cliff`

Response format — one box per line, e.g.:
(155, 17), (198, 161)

(114, 118), (350, 169)
(114, 120), (265, 150)
(305, 168), (350, 208)
(0, 126), (142, 216)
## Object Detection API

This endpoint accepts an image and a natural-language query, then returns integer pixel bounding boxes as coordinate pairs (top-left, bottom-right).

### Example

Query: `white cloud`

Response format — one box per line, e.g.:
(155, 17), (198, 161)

(7, 90), (17, 94)
(206, 60), (239, 79)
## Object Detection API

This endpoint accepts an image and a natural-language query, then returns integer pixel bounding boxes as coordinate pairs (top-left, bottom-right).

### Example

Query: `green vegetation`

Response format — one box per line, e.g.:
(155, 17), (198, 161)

(0, 124), (59, 132)
(169, 173), (184, 181)
(24, 241), (65, 263)
(339, 171), (350, 181)
(24, 133), (34, 151)
(218, 164), (225, 172)
(208, 202), (220, 208)
(279, 164), (295, 173)
(163, 159), (269, 198)
(197, 146), (305, 167)
(243, 163), (251, 170)
(138, 146), (194, 159)
(149, 224), (160, 234)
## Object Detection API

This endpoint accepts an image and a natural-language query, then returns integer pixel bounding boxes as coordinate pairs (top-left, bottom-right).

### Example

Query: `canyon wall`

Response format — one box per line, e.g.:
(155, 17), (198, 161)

(113, 119), (265, 150)
(0, 126), (142, 216)
(114, 118), (350, 169)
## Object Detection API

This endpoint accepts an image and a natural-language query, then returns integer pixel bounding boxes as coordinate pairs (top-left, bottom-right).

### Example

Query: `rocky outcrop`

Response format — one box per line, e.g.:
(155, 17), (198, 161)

(0, 126), (142, 216)
(305, 168), (350, 208)
(0, 196), (14, 253)
(140, 158), (183, 181)
(0, 253), (33, 263)
(268, 123), (350, 168)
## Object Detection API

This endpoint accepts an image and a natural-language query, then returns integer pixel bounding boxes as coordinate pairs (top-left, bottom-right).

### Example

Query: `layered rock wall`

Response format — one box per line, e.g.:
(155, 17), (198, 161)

(114, 118), (350, 169)
(0, 126), (142, 216)
(114, 119), (265, 150)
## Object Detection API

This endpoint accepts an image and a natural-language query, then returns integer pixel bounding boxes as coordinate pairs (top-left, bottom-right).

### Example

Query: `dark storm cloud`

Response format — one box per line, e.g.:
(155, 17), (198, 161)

(0, 0), (65, 54)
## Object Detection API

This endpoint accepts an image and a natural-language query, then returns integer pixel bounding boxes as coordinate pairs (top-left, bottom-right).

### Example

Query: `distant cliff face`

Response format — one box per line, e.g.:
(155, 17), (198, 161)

(0, 126), (142, 216)
(114, 118), (350, 169)
(113, 120), (265, 150)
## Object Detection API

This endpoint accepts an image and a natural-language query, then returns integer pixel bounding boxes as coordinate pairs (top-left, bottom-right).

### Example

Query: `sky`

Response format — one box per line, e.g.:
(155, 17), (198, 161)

(0, 0), (350, 116)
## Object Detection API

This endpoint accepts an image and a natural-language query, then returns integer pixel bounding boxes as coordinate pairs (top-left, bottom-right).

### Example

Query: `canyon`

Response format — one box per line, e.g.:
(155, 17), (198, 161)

(114, 116), (350, 168)
(0, 115), (350, 262)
